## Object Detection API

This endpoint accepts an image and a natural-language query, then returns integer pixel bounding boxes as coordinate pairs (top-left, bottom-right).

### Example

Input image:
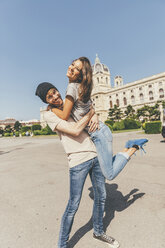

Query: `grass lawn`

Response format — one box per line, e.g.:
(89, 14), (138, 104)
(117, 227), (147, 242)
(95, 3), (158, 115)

(112, 128), (144, 133)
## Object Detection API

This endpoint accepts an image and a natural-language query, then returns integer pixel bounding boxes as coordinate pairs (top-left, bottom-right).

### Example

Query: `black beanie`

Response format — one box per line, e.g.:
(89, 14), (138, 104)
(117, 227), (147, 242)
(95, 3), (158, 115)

(35, 82), (58, 103)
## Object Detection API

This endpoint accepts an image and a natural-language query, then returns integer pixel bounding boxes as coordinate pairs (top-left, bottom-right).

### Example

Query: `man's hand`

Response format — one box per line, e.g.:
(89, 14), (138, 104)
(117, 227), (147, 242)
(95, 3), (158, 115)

(88, 114), (99, 132)
(47, 105), (53, 111)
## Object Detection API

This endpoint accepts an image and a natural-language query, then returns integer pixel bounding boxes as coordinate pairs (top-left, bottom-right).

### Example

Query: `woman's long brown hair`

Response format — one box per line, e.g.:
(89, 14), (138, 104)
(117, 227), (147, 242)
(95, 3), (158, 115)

(74, 57), (93, 103)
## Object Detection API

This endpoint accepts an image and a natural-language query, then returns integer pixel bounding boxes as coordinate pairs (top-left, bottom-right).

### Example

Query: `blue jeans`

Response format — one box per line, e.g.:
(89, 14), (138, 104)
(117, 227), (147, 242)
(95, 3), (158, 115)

(58, 157), (106, 248)
(89, 122), (129, 180)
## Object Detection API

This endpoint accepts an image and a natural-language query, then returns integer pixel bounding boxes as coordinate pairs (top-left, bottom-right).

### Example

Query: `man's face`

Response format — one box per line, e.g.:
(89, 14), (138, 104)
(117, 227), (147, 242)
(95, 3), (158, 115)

(46, 88), (63, 107)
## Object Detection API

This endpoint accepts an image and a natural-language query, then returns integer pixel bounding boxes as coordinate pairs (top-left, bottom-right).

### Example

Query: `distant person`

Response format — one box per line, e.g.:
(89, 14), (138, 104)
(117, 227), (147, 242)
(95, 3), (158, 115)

(25, 131), (29, 136)
(161, 116), (165, 142)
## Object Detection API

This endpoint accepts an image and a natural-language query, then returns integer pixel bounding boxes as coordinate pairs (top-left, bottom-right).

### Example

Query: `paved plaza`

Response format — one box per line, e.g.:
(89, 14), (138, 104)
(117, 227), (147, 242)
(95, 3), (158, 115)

(0, 132), (165, 248)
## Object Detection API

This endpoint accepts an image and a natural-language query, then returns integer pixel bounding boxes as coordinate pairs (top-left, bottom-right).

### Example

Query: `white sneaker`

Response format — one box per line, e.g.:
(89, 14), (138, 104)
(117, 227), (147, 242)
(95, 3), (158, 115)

(93, 232), (120, 248)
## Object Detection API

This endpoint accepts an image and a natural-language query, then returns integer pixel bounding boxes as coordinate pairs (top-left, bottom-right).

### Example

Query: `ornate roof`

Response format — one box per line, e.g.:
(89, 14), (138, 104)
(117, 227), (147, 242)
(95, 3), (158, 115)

(92, 54), (110, 74)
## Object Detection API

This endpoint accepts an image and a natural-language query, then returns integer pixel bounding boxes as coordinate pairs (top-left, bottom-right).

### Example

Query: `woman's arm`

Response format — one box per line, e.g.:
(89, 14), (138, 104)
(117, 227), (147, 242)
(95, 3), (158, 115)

(55, 108), (95, 136)
(51, 95), (74, 120)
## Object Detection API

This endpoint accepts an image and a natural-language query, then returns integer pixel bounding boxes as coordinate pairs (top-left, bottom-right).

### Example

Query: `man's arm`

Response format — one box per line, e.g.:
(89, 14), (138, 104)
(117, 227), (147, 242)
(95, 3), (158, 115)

(55, 108), (95, 136)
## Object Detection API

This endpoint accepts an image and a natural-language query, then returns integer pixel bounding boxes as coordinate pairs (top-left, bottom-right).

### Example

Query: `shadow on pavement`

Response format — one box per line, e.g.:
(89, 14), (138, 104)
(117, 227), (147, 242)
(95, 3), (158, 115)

(0, 148), (23, 155)
(68, 183), (145, 248)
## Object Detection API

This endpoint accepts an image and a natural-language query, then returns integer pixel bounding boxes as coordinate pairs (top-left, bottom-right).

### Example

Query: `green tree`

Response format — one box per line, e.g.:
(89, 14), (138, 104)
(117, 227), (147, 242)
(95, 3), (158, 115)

(4, 125), (12, 133)
(124, 105), (136, 119)
(147, 104), (160, 121)
(108, 104), (123, 121)
(41, 124), (55, 135)
(162, 101), (165, 108)
(136, 105), (149, 121)
(136, 104), (160, 122)
(14, 121), (22, 131)
(0, 128), (4, 135)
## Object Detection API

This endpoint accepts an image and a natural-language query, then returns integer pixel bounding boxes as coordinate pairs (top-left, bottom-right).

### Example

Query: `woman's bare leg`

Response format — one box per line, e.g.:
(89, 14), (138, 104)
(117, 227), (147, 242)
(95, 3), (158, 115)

(122, 147), (138, 157)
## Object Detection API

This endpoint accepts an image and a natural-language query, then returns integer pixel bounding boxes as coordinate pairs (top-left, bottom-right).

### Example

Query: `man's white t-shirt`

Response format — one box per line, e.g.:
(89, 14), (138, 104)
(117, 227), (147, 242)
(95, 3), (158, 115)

(44, 111), (97, 168)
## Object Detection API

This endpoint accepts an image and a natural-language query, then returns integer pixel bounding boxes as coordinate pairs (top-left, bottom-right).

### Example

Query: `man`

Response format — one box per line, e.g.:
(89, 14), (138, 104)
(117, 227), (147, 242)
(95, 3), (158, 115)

(35, 82), (120, 248)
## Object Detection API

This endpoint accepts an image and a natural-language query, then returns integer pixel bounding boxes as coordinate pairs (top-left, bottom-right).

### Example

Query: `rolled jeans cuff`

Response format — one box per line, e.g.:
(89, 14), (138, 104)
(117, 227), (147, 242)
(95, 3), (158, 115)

(118, 152), (130, 160)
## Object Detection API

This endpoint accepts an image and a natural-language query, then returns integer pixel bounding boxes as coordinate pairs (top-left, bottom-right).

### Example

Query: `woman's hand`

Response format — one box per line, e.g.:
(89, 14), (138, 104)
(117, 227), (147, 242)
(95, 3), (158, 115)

(88, 114), (99, 132)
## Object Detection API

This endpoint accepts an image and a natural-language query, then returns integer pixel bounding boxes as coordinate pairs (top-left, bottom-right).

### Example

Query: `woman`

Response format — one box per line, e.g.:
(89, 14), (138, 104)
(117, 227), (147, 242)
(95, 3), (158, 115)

(49, 57), (148, 180)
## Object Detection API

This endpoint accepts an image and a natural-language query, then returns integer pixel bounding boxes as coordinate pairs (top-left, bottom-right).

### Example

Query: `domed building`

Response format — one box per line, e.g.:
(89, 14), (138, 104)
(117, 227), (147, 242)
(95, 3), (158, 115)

(92, 54), (111, 91)
(91, 54), (165, 122)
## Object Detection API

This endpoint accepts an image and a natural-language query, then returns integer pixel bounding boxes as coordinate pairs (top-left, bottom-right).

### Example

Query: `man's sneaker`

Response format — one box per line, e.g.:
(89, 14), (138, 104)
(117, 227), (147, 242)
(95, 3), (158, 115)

(125, 138), (148, 153)
(93, 232), (120, 248)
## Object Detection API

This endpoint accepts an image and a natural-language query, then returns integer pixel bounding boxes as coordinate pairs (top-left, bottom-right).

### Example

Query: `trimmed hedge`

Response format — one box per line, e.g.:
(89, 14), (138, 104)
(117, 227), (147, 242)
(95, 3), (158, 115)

(21, 126), (31, 132)
(31, 124), (41, 131)
(144, 121), (161, 134)
(33, 129), (56, 135)
(15, 131), (19, 137)
(106, 124), (113, 131)
(123, 119), (141, 129)
(41, 125), (54, 135)
(142, 123), (146, 130)
(4, 133), (10, 137)
(113, 121), (125, 131)
(33, 130), (43, 135)
(105, 120), (114, 126)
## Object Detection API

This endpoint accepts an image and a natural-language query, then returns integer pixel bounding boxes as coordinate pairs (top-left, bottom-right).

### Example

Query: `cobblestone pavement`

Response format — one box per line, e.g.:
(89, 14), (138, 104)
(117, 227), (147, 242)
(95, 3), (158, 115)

(0, 132), (165, 248)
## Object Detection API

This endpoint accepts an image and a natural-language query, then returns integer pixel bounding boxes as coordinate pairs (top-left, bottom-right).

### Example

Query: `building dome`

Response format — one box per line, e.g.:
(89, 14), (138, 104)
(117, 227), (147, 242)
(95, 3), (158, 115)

(93, 54), (110, 74)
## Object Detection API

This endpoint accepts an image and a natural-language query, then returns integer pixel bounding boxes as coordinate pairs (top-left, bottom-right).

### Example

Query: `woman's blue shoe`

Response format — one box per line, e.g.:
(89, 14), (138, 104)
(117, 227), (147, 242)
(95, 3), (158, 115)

(125, 139), (148, 154)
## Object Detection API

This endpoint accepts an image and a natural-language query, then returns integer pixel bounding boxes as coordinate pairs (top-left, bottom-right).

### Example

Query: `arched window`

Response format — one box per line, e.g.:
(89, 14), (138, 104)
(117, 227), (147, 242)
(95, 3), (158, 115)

(110, 101), (113, 108)
(97, 77), (99, 83)
(149, 91), (154, 100)
(123, 97), (127, 105)
(159, 88), (164, 98)
(116, 99), (119, 107)
(106, 77), (108, 84)
(140, 93), (144, 101)
(131, 95), (135, 104)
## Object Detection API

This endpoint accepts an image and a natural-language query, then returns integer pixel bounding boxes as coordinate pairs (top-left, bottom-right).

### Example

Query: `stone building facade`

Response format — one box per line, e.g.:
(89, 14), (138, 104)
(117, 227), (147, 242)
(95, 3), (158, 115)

(91, 55), (165, 122)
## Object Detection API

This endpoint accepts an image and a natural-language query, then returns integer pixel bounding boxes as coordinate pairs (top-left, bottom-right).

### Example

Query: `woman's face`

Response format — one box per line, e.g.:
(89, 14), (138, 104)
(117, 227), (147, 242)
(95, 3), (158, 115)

(66, 59), (83, 82)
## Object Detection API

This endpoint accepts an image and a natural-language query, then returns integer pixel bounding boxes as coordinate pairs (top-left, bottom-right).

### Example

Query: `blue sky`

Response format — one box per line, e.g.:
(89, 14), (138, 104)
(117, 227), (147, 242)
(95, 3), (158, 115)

(0, 0), (165, 120)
